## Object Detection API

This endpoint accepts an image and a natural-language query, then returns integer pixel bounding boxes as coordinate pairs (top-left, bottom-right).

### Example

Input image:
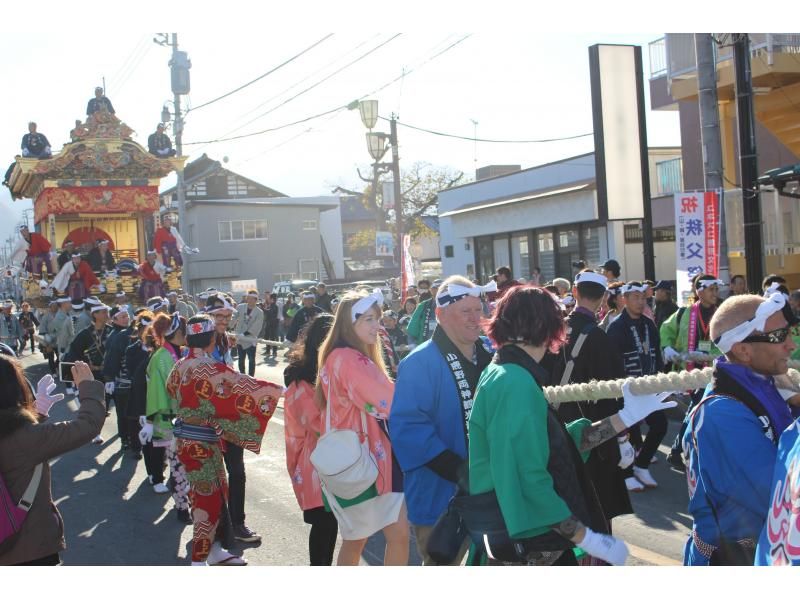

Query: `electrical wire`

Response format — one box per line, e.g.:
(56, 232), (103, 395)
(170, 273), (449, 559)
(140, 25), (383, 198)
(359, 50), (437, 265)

(379, 116), (593, 143)
(111, 39), (153, 96)
(108, 35), (148, 91)
(228, 34), (403, 132)
(182, 105), (346, 145)
(196, 34), (384, 151)
(188, 34), (335, 113)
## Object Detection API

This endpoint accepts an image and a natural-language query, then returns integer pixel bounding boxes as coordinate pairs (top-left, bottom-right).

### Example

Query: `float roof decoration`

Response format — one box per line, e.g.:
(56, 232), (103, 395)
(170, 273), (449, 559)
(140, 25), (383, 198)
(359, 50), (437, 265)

(7, 110), (185, 201)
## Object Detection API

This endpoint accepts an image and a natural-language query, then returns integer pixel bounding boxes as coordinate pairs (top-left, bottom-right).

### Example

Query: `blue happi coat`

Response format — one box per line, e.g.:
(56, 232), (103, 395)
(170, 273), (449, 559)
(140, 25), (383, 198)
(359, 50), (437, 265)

(755, 418), (800, 565)
(682, 360), (787, 565)
(389, 337), (492, 526)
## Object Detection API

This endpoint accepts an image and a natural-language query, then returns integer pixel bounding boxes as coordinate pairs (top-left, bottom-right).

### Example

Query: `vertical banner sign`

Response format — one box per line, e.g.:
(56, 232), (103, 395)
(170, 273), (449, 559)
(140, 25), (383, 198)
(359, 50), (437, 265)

(401, 234), (415, 303)
(675, 191), (720, 305)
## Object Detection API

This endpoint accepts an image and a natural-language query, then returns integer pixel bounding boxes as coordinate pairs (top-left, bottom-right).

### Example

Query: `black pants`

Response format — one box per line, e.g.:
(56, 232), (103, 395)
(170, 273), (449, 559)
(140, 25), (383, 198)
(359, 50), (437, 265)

(15, 553), (61, 566)
(113, 389), (131, 446)
(143, 442), (166, 484)
(671, 388), (703, 454)
(303, 507), (338, 566)
(627, 410), (668, 471)
(45, 348), (58, 375)
(262, 325), (278, 357)
(223, 442), (246, 526)
(237, 344), (257, 377)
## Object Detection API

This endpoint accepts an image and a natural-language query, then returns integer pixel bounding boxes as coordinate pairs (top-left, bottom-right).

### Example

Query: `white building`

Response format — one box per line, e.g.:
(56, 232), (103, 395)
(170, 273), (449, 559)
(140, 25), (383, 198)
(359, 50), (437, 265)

(438, 149), (681, 283)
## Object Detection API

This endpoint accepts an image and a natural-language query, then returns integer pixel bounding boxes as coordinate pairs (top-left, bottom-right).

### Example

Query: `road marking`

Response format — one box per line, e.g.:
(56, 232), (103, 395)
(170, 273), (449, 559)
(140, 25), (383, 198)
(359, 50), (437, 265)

(626, 542), (682, 566)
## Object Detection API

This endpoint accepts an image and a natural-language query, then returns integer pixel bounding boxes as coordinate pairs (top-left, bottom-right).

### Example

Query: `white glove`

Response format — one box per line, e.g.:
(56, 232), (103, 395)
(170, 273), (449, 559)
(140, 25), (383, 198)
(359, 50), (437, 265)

(662, 346), (680, 363)
(617, 439), (635, 469)
(104, 381), (115, 395)
(34, 374), (65, 417)
(577, 528), (629, 566)
(138, 419), (154, 444)
(618, 382), (677, 428)
(687, 351), (710, 362)
(778, 387), (800, 402)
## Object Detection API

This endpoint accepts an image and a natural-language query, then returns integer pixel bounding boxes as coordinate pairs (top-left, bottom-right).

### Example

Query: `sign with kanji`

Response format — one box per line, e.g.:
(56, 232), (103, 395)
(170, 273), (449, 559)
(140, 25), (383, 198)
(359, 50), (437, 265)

(674, 191), (720, 305)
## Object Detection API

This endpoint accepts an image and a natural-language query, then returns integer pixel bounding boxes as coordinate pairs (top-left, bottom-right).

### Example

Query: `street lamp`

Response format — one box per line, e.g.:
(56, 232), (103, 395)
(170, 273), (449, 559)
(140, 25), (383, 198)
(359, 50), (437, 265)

(366, 132), (388, 162)
(359, 100), (379, 129)
(352, 99), (403, 274)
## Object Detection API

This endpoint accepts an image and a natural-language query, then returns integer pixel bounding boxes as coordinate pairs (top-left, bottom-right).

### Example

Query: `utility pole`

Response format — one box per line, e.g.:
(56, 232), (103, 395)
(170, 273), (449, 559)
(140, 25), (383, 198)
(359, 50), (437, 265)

(389, 115), (403, 274)
(733, 33), (764, 293)
(694, 33), (729, 289)
(167, 33), (191, 293)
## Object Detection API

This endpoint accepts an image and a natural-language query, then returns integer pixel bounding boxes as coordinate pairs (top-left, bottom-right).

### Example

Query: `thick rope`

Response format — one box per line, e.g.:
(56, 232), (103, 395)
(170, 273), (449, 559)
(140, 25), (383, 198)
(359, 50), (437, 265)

(543, 364), (800, 404)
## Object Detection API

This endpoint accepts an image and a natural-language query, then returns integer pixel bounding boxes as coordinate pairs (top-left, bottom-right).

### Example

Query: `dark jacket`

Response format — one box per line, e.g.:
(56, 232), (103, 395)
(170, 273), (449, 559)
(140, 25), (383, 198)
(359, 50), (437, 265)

(65, 325), (111, 370)
(125, 341), (152, 419)
(286, 305), (324, 343)
(102, 326), (132, 385)
(315, 292), (333, 313)
(0, 380), (105, 564)
(86, 247), (116, 272)
(654, 299), (679, 330)
(543, 308), (632, 521)
(86, 96), (115, 116)
(606, 309), (664, 378)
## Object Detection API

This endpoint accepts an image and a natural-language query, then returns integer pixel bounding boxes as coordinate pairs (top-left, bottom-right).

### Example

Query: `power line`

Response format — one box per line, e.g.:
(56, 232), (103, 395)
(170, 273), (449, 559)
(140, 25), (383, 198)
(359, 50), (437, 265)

(380, 116), (593, 143)
(110, 38), (153, 95)
(197, 35), (383, 150)
(182, 105), (346, 145)
(188, 34), (335, 113)
(229, 34), (402, 132)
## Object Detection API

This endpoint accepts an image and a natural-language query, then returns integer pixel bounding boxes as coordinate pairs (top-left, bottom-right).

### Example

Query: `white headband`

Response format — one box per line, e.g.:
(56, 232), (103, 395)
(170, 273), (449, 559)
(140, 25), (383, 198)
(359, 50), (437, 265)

(302, 292), (316, 300)
(561, 295), (575, 306)
(351, 290), (384, 322)
(207, 298), (234, 314)
(436, 280), (498, 307)
(90, 304), (110, 313)
(622, 283), (649, 294)
(574, 271), (608, 289)
(697, 278), (723, 291)
(715, 293), (787, 353)
(763, 282), (788, 299)
(115, 292), (126, 298)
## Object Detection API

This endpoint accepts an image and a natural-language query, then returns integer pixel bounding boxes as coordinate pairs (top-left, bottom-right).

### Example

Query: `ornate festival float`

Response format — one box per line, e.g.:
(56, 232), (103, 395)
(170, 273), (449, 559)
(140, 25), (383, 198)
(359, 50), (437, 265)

(4, 106), (187, 307)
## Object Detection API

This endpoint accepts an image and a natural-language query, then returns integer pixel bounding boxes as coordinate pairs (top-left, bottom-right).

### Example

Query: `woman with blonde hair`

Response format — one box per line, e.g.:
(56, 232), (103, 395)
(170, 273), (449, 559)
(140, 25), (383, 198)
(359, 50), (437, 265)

(315, 289), (409, 565)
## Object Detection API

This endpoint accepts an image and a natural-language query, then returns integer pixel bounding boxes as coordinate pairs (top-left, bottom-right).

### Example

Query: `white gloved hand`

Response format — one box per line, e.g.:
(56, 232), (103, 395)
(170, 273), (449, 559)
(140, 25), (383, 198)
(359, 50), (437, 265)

(577, 528), (629, 566)
(34, 374), (65, 417)
(663, 346), (680, 364)
(778, 387), (800, 402)
(138, 420), (154, 444)
(618, 382), (677, 428)
(104, 381), (115, 395)
(617, 439), (635, 469)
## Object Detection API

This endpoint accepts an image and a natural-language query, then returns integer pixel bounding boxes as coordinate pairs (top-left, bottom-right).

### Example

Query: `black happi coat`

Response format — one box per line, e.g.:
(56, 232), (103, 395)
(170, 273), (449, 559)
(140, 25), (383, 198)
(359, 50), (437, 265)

(542, 308), (633, 521)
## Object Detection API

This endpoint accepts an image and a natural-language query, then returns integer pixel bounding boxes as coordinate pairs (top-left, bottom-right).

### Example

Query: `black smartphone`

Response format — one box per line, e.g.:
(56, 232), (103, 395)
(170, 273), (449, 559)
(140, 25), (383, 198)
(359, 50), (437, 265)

(59, 361), (76, 383)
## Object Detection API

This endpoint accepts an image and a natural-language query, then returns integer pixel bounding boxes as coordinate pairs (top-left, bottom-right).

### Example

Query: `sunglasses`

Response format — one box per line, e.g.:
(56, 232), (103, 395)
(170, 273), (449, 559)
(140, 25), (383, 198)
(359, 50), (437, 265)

(741, 326), (796, 345)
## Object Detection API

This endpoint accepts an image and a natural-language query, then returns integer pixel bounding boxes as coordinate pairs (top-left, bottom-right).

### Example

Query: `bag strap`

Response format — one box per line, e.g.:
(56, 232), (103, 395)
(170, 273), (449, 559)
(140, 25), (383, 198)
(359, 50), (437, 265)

(323, 387), (370, 440)
(18, 464), (43, 512)
(559, 322), (596, 386)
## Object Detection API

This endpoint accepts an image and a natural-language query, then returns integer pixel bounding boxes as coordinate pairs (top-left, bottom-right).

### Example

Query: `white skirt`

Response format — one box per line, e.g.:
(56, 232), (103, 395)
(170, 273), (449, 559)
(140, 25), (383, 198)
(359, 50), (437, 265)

(326, 490), (405, 541)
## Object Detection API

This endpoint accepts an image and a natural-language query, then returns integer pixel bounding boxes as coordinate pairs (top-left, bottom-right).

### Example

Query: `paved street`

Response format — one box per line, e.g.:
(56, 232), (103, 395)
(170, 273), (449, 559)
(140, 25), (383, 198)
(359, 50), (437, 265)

(21, 349), (690, 566)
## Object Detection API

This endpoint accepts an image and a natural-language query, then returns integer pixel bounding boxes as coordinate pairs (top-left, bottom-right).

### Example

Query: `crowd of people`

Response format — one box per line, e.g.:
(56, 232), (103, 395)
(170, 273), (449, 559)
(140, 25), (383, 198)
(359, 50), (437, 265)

(3, 259), (800, 568)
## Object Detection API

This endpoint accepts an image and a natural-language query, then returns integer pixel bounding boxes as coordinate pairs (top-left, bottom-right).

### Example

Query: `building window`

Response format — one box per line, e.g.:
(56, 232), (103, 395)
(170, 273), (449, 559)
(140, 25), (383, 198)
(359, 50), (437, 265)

(274, 272), (295, 282)
(227, 176), (249, 196)
(218, 219), (268, 242)
(186, 181), (207, 197)
(655, 158), (683, 196)
(444, 245), (454, 258)
(303, 220), (317, 230)
(299, 260), (319, 281)
(624, 224), (676, 243)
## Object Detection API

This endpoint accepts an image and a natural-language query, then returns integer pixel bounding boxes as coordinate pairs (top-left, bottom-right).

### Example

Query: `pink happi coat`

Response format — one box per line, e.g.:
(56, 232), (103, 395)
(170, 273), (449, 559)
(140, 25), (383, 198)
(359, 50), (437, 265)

(284, 380), (324, 511)
(318, 347), (395, 495)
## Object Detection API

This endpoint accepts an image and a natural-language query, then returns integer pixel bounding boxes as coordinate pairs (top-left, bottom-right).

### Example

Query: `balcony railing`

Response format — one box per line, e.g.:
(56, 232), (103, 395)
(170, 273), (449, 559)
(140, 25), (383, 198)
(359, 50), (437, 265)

(649, 33), (800, 80)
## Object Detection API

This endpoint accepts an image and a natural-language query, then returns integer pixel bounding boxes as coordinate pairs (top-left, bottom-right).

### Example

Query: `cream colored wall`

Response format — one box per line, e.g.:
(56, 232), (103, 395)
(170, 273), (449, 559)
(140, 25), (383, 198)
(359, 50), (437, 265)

(54, 217), (139, 252)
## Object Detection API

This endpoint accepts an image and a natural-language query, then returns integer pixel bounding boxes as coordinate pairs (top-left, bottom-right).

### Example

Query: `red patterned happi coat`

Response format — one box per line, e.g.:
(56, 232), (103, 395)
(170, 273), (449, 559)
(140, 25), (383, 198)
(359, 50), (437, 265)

(167, 348), (283, 562)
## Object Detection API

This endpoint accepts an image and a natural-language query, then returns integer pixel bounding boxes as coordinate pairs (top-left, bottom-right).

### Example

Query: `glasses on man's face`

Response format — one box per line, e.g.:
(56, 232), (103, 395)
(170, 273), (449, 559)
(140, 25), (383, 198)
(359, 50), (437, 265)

(214, 314), (231, 322)
(741, 326), (796, 345)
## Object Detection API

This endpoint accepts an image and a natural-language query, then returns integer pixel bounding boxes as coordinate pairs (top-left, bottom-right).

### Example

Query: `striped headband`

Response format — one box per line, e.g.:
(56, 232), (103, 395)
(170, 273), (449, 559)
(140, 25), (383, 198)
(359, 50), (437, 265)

(622, 283), (649, 294)
(167, 312), (182, 336)
(696, 278), (723, 290)
(351, 290), (384, 322)
(436, 280), (498, 307)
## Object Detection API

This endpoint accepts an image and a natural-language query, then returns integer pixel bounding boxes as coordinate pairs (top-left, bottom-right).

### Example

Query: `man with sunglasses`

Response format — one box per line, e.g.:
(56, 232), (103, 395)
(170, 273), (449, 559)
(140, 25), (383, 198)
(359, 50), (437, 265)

(682, 293), (799, 565)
